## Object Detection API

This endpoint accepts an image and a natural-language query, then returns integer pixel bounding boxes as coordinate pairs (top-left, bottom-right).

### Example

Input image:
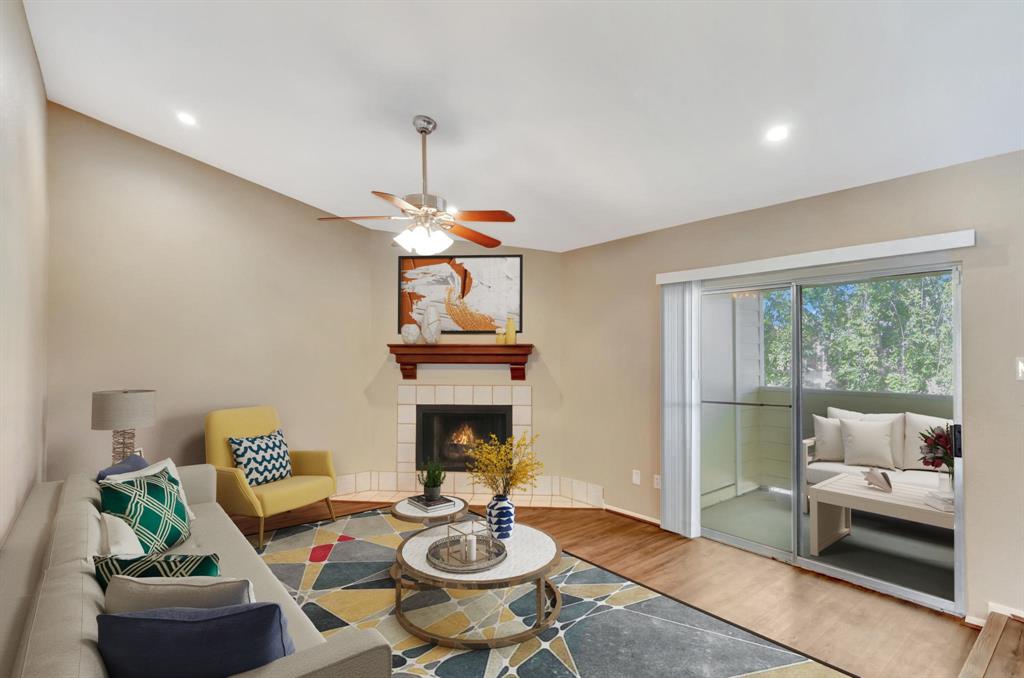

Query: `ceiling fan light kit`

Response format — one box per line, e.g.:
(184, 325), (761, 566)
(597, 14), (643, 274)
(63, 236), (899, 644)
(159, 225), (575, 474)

(318, 115), (515, 253)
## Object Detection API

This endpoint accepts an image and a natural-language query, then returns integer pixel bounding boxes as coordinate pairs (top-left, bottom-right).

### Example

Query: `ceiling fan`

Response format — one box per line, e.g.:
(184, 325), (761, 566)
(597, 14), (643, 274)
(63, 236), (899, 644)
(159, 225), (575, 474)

(318, 115), (515, 254)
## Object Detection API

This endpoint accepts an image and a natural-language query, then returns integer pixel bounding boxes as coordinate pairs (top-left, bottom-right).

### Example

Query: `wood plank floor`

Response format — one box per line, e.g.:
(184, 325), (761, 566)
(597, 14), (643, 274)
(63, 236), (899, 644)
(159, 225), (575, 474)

(233, 501), (979, 678)
(959, 613), (1024, 678)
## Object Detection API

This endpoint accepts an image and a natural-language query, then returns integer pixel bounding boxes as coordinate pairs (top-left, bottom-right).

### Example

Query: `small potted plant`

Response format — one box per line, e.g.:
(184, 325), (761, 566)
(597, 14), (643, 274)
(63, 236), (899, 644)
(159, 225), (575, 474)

(466, 432), (542, 540)
(417, 460), (446, 501)
(919, 424), (954, 495)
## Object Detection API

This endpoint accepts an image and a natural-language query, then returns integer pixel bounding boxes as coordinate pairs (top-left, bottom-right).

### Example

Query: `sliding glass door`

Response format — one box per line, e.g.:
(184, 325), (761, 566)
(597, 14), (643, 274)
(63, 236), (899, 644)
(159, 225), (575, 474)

(699, 287), (793, 554)
(795, 270), (957, 605)
(694, 266), (961, 612)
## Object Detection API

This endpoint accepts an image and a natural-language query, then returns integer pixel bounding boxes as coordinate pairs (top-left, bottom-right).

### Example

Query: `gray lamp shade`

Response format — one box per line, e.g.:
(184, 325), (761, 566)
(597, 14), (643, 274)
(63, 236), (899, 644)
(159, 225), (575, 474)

(91, 390), (156, 431)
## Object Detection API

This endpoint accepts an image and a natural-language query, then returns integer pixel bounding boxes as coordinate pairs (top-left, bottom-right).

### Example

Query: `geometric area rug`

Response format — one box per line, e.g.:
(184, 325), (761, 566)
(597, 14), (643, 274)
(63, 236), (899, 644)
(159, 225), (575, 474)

(258, 509), (848, 678)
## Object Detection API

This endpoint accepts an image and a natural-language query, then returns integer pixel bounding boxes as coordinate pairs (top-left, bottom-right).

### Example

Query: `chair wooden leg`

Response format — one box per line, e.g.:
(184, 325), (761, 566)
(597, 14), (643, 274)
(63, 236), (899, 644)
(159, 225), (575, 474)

(325, 498), (337, 521)
(258, 516), (265, 549)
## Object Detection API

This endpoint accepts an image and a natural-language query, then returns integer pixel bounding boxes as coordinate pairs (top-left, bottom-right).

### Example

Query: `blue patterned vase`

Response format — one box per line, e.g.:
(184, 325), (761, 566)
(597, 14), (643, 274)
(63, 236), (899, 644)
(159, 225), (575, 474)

(486, 495), (515, 540)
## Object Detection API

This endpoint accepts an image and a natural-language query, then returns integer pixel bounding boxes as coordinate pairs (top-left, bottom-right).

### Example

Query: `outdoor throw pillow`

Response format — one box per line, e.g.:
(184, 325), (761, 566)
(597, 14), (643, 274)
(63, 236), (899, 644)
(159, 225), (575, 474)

(228, 428), (293, 486)
(93, 553), (220, 590)
(840, 418), (896, 469)
(99, 469), (191, 554)
(97, 603), (294, 678)
(811, 415), (844, 461)
(104, 575), (253, 614)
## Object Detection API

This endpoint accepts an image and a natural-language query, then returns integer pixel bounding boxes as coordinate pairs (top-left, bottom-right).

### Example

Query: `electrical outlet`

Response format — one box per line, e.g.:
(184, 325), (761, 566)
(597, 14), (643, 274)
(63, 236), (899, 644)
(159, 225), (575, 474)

(1017, 357), (1024, 381)
(631, 469), (641, 486)
(653, 474), (661, 490)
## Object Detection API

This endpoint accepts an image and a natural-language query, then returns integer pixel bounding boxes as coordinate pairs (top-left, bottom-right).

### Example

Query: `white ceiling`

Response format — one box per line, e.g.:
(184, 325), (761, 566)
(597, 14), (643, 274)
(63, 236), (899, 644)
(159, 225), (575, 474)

(25, 1), (1024, 252)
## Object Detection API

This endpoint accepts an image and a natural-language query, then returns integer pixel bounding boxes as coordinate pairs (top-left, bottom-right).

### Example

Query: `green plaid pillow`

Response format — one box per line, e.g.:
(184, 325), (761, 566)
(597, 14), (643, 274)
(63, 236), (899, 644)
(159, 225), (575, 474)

(92, 553), (220, 590)
(100, 468), (191, 554)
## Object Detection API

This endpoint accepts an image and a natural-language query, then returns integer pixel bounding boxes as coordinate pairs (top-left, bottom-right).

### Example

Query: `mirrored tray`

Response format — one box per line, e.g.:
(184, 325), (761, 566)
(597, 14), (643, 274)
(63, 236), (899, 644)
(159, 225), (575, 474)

(426, 534), (507, 573)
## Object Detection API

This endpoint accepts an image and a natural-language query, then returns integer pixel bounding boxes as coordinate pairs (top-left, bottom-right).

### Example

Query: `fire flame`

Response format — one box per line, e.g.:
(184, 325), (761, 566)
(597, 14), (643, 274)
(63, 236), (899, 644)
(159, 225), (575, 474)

(449, 423), (476, 446)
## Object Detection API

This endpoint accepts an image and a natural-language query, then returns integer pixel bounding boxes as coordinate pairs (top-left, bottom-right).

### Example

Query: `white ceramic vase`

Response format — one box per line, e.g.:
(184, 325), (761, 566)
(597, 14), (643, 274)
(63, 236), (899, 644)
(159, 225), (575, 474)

(422, 306), (442, 344)
(400, 324), (421, 344)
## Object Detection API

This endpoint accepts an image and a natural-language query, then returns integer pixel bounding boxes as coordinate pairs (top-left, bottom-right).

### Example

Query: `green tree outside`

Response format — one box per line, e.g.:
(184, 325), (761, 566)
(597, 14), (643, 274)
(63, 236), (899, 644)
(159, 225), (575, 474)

(762, 272), (953, 395)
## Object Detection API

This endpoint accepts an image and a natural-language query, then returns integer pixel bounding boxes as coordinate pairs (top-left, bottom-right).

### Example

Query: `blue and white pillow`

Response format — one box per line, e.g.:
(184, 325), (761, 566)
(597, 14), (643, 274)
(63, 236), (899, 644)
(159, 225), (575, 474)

(228, 429), (292, 487)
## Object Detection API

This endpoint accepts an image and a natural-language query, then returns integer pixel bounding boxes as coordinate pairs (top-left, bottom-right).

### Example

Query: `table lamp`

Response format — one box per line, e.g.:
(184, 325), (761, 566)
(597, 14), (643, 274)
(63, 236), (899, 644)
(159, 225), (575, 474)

(91, 389), (156, 463)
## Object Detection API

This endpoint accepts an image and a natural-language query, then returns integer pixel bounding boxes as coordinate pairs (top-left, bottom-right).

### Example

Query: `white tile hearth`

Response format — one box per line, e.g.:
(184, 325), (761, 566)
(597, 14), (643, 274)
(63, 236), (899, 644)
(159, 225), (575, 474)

(512, 405), (531, 426)
(378, 471), (397, 492)
(398, 385), (416, 405)
(534, 475), (552, 495)
(336, 474), (355, 496)
(397, 404), (416, 424)
(332, 384), (603, 509)
(492, 385), (511, 405)
(572, 479), (588, 503)
(397, 424), (416, 444)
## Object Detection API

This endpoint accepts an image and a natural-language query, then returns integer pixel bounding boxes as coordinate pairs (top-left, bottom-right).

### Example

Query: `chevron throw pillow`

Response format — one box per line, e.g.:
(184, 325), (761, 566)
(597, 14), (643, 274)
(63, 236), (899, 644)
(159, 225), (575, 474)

(93, 553), (220, 590)
(100, 469), (191, 554)
(228, 429), (293, 487)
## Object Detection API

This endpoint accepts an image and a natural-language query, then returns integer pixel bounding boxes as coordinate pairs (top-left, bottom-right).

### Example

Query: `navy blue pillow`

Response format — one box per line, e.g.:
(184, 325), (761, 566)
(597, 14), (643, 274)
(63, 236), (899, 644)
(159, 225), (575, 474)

(96, 455), (149, 481)
(97, 602), (295, 678)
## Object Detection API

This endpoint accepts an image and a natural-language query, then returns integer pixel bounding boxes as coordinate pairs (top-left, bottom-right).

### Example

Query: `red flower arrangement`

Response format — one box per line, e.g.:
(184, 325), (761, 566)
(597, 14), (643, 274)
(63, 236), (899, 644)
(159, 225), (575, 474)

(918, 424), (954, 475)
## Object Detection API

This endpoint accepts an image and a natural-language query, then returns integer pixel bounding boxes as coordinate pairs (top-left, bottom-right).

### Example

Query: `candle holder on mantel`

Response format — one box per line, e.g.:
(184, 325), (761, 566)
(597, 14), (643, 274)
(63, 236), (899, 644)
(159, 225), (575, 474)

(426, 518), (506, 573)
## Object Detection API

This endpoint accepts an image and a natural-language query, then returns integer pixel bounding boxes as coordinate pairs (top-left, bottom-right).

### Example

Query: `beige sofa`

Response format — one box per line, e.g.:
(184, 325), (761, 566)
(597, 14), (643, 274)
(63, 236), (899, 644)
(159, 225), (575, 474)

(0, 464), (391, 678)
(802, 409), (953, 507)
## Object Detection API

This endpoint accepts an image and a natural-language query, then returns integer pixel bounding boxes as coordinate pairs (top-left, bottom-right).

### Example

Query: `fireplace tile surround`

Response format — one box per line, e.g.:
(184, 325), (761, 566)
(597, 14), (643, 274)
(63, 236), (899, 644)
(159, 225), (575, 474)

(333, 384), (604, 509)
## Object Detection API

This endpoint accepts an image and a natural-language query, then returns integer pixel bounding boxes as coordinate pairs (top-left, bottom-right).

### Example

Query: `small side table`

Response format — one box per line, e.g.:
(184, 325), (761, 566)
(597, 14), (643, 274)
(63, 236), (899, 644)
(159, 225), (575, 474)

(390, 496), (468, 527)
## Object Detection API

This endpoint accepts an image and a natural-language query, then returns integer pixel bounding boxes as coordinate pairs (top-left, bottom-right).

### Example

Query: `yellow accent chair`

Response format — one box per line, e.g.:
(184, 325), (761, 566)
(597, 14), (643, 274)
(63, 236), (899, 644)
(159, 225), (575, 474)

(205, 406), (337, 548)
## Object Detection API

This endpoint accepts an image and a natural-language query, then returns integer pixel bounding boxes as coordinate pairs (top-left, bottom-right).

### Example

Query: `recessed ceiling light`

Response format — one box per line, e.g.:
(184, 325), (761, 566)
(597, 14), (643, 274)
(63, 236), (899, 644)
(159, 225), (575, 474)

(764, 124), (789, 142)
(176, 112), (197, 127)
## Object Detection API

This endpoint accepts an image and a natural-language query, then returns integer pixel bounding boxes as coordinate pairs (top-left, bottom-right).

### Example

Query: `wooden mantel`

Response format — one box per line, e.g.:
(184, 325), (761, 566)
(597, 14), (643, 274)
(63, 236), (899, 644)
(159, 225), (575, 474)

(388, 344), (534, 381)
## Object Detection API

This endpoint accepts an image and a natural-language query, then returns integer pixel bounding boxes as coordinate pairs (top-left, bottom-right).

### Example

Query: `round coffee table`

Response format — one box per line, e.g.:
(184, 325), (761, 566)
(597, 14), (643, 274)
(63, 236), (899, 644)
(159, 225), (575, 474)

(390, 496), (468, 526)
(392, 522), (562, 649)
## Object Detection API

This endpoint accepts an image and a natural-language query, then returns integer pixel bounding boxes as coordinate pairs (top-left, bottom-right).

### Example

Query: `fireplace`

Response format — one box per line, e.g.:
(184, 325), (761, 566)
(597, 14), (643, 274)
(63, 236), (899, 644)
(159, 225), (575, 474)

(416, 405), (512, 472)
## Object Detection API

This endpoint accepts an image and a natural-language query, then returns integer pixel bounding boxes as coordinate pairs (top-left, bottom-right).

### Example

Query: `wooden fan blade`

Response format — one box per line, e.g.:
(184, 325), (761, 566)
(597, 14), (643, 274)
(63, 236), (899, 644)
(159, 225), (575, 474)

(449, 222), (501, 248)
(317, 215), (411, 221)
(371, 190), (418, 212)
(450, 210), (515, 222)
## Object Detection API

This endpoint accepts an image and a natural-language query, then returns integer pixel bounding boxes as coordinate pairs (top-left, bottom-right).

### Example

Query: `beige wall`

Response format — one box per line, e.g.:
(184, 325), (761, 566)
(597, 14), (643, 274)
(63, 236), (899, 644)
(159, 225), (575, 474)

(0, 0), (49, 545)
(45, 103), (375, 479)
(561, 151), (1024, 618)
(45, 105), (567, 485)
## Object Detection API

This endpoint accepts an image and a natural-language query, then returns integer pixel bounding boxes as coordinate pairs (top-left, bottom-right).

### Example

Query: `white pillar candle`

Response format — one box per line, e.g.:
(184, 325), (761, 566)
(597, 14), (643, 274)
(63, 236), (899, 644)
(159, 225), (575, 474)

(465, 534), (477, 561)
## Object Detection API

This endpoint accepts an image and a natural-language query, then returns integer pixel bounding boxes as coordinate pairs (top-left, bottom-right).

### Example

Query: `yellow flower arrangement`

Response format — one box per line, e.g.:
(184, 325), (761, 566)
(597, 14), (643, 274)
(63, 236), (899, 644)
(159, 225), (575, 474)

(466, 432), (542, 497)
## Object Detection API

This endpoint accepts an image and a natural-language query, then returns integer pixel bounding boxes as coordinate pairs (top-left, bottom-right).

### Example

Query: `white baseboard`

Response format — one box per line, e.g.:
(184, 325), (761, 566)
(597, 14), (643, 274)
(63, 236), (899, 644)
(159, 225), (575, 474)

(988, 601), (1024, 619)
(965, 601), (1024, 627)
(604, 504), (660, 525)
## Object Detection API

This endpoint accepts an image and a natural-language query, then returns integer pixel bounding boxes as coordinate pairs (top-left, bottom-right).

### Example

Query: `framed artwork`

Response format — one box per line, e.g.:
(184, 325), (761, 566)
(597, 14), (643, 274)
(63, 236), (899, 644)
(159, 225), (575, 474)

(398, 255), (523, 334)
